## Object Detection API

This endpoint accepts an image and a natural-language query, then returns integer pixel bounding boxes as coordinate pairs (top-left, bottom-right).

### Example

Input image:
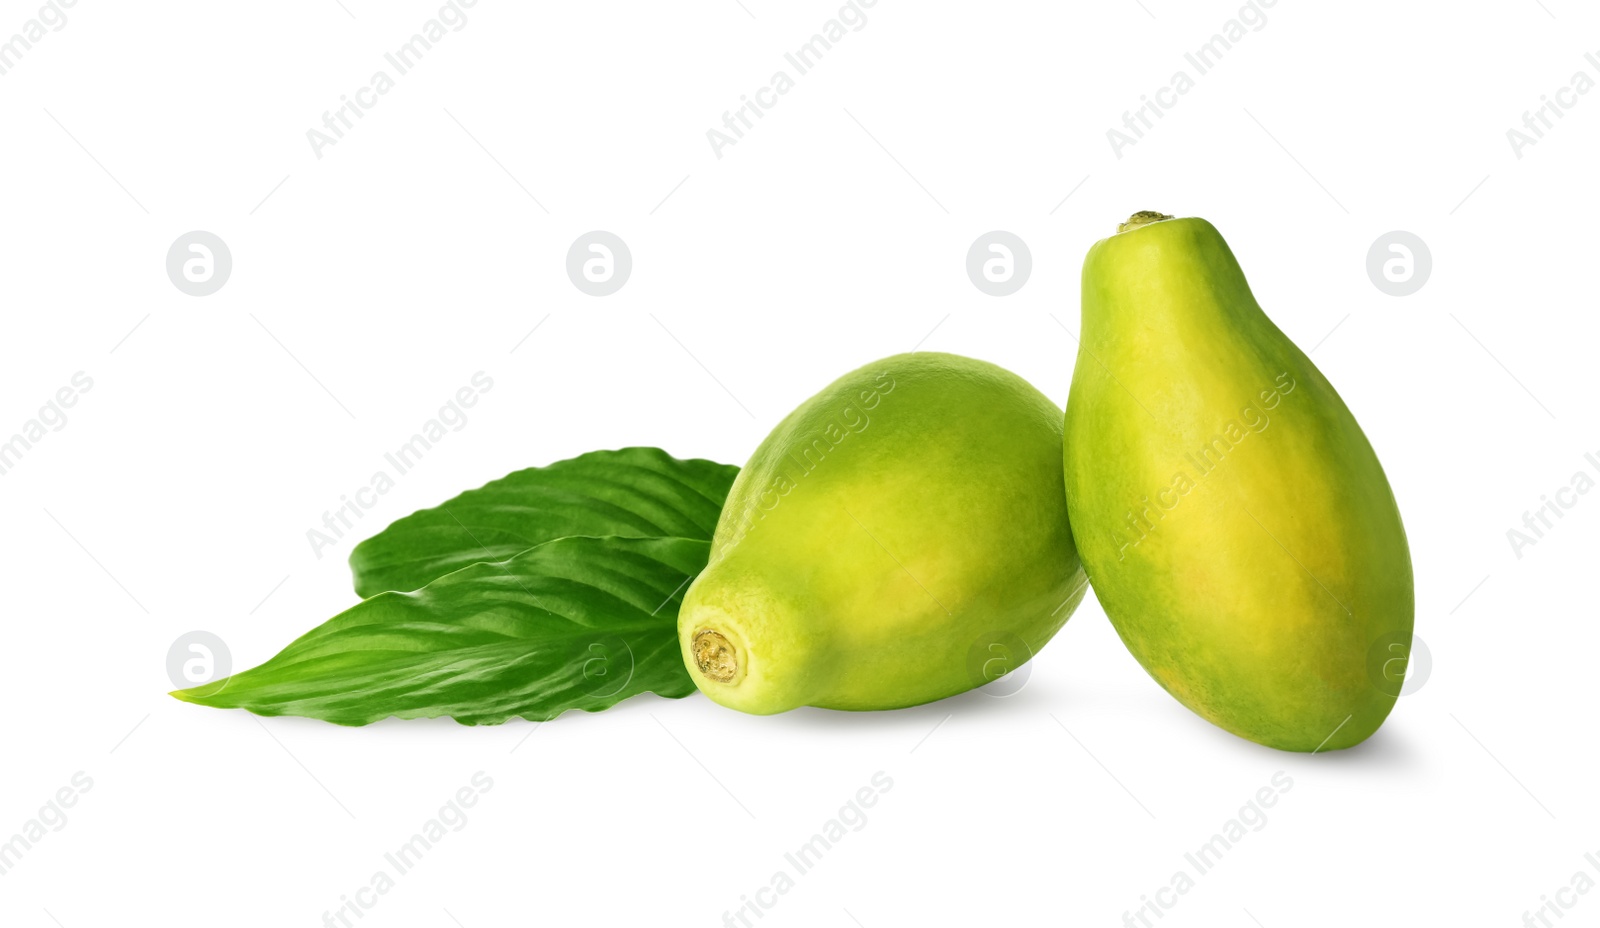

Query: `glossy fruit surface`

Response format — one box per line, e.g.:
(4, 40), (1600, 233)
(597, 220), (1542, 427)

(680, 352), (1087, 714)
(1063, 213), (1413, 752)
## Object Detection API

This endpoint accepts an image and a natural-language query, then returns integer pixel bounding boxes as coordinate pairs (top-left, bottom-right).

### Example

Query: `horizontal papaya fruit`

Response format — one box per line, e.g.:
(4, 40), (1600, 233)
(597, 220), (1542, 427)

(679, 352), (1087, 714)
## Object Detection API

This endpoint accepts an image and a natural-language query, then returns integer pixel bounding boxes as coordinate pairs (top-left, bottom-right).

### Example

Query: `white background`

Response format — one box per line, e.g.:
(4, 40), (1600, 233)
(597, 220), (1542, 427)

(1, 1), (1595, 925)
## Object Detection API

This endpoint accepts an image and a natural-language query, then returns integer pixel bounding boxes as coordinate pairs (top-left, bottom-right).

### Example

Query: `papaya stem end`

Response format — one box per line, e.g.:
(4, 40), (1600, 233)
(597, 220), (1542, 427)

(1118, 211), (1174, 234)
(692, 629), (738, 684)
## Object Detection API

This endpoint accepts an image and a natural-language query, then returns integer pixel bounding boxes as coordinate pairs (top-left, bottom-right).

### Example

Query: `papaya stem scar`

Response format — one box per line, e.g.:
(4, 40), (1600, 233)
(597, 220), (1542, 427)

(692, 629), (738, 683)
(1118, 210), (1174, 233)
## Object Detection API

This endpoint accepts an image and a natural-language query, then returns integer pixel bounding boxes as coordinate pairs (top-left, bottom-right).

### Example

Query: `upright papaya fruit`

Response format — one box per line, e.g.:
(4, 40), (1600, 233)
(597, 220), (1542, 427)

(1063, 212), (1413, 751)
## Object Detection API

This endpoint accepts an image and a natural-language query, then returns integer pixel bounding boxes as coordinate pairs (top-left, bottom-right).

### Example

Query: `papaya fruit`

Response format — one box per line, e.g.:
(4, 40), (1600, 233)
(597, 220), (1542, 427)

(1062, 212), (1413, 752)
(678, 352), (1087, 714)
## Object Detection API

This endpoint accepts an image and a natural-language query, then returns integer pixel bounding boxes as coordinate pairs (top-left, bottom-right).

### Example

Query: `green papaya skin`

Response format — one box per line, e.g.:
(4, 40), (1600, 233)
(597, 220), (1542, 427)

(1063, 214), (1413, 752)
(679, 352), (1088, 714)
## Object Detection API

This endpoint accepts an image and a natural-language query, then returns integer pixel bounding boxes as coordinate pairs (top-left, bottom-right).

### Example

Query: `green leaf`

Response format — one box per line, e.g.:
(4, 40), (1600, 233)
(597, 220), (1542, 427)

(174, 536), (708, 726)
(349, 447), (740, 597)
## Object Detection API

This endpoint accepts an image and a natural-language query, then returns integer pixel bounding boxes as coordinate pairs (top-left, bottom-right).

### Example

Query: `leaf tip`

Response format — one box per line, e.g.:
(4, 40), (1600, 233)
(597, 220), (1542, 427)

(170, 684), (225, 706)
